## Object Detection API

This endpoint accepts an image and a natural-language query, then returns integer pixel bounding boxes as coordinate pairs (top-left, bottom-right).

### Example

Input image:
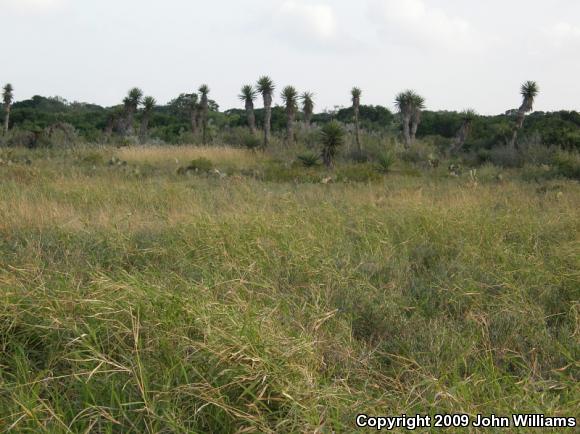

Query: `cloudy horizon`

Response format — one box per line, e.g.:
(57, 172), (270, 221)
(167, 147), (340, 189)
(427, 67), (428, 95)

(2, 0), (580, 114)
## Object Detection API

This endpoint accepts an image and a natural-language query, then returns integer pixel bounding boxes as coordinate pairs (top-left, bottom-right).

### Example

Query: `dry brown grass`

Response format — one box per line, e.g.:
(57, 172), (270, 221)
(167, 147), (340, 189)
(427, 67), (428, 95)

(115, 145), (263, 168)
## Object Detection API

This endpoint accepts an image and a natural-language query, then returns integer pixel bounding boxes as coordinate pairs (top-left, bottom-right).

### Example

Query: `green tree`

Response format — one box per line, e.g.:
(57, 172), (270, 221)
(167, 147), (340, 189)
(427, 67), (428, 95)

(300, 91), (314, 129)
(510, 81), (539, 149)
(351, 87), (362, 151)
(320, 120), (345, 168)
(198, 84), (210, 144)
(139, 96), (156, 142)
(169, 93), (199, 134)
(239, 85), (257, 134)
(123, 87), (143, 136)
(257, 76), (275, 148)
(3, 83), (14, 135)
(281, 86), (298, 144)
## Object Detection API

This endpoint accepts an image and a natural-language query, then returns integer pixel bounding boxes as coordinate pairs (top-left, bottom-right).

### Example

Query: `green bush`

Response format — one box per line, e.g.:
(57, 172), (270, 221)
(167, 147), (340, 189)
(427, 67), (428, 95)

(178, 157), (214, 175)
(296, 151), (320, 167)
(376, 151), (396, 173)
(189, 157), (213, 172)
(399, 141), (437, 164)
(553, 151), (580, 180)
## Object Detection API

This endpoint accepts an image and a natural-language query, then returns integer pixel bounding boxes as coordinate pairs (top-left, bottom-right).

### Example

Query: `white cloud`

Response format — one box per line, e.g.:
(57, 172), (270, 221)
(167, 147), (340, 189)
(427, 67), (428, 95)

(543, 22), (580, 49)
(1, 0), (67, 13)
(368, 0), (481, 52)
(276, 1), (337, 42)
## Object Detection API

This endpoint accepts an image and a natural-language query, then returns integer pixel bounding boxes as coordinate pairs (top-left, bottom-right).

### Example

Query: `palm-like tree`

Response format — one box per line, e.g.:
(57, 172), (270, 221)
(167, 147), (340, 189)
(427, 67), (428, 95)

(239, 85), (257, 134)
(300, 91), (314, 129)
(3, 83), (14, 135)
(509, 81), (539, 149)
(450, 109), (476, 154)
(351, 87), (362, 151)
(257, 76), (275, 148)
(198, 84), (210, 144)
(123, 87), (143, 136)
(281, 86), (298, 144)
(139, 96), (156, 142)
(395, 90), (424, 148)
(320, 121), (345, 168)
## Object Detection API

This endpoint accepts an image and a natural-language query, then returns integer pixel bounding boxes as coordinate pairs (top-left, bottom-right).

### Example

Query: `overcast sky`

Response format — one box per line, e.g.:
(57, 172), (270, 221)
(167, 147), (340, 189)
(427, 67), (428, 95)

(2, 0), (580, 114)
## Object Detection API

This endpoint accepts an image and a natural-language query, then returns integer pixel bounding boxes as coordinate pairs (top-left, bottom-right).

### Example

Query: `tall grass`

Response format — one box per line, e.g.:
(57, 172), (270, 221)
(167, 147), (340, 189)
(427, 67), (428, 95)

(0, 146), (578, 432)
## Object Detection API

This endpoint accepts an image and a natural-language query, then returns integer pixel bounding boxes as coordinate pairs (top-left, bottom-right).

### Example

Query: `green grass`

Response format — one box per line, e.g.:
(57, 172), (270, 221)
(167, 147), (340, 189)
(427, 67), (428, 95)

(0, 145), (578, 432)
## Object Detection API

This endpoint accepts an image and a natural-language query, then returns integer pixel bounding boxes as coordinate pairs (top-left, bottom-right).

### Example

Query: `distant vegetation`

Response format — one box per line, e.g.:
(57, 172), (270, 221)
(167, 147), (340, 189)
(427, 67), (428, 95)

(1, 80), (579, 153)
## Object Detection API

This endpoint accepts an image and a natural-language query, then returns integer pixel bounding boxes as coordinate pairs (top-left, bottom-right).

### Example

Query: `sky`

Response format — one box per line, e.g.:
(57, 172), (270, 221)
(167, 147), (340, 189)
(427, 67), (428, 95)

(2, 0), (580, 114)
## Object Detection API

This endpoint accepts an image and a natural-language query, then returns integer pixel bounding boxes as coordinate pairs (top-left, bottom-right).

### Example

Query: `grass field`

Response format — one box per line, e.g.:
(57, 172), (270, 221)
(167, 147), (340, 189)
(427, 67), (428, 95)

(0, 145), (578, 432)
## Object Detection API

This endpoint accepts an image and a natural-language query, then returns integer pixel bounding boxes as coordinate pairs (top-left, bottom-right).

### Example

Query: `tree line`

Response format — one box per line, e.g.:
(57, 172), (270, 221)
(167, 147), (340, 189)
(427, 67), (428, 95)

(2, 79), (579, 152)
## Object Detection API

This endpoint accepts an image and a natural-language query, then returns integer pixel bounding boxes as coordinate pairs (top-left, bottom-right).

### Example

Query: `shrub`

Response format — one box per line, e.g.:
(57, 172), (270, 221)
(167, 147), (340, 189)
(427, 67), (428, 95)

(188, 157), (213, 172)
(376, 151), (396, 173)
(296, 151), (320, 167)
(399, 141), (437, 164)
(488, 145), (524, 168)
(552, 151), (580, 180)
(320, 121), (345, 168)
(178, 157), (214, 175)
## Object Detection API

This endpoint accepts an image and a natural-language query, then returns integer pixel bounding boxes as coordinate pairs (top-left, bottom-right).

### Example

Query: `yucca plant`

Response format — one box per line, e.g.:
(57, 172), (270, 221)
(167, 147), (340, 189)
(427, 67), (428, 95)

(281, 86), (298, 145)
(123, 87), (143, 136)
(139, 96), (156, 142)
(320, 121), (345, 168)
(395, 90), (425, 148)
(351, 87), (362, 151)
(257, 76), (275, 148)
(450, 109), (477, 154)
(198, 84), (210, 144)
(300, 91), (314, 129)
(3, 83), (14, 135)
(377, 150), (396, 173)
(297, 151), (320, 167)
(239, 85), (258, 134)
(510, 81), (539, 149)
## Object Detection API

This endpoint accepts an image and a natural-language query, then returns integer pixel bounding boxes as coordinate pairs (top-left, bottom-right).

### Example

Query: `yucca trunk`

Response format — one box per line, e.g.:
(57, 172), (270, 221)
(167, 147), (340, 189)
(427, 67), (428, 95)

(200, 98), (209, 144)
(125, 106), (136, 136)
(190, 108), (198, 134)
(304, 110), (312, 130)
(286, 108), (295, 145)
(139, 114), (150, 143)
(353, 104), (361, 151)
(3, 105), (10, 135)
(263, 93), (272, 148)
(245, 100), (256, 134)
(410, 110), (421, 144)
(402, 113), (412, 148)
(509, 106), (527, 149)
(322, 148), (332, 168)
